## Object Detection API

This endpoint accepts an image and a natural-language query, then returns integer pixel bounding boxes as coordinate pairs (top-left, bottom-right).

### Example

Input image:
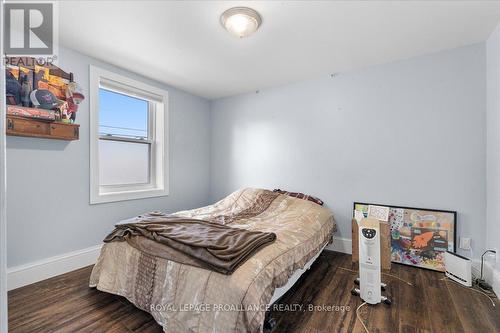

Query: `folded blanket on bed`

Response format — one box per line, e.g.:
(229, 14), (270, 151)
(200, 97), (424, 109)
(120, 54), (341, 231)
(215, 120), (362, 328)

(103, 214), (276, 274)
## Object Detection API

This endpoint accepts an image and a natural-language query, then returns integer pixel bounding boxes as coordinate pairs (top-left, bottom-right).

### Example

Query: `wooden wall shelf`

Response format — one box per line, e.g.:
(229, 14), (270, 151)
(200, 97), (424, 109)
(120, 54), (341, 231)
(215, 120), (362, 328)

(6, 115), (79, 141)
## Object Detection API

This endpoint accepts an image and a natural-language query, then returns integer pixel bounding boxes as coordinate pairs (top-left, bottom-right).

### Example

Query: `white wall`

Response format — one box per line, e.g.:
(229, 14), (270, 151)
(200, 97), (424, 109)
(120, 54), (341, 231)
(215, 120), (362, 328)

(486, 23), (500, 293)
(210, 44), (486, 257)
(6, 46), (211, 268)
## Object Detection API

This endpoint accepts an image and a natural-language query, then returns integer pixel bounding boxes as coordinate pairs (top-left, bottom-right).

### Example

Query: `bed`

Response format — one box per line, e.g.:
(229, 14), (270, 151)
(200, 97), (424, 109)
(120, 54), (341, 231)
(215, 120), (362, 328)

(90, 188), (335, 333)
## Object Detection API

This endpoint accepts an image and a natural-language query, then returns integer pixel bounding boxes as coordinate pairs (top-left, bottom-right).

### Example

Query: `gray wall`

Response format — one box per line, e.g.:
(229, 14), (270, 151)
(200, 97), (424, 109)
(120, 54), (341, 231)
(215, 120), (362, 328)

(487, 24), (500, 263)
(7, 46), (211, 267)
(6, 43), (489, 267)
(210, 44), (486, 257)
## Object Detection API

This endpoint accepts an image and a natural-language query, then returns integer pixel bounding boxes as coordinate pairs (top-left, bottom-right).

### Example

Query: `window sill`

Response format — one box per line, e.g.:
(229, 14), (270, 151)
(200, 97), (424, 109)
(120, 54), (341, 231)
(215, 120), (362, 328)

(90, 187), (169, 204)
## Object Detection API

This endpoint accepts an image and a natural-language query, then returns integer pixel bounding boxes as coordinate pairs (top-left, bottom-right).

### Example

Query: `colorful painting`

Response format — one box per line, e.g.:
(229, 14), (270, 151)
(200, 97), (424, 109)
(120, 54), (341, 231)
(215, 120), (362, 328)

(353, 202), (456, 272)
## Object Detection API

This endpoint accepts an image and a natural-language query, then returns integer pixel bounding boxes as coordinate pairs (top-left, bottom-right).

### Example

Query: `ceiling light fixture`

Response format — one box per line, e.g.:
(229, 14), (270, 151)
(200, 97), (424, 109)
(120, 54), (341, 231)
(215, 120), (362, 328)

(220, 7), (262, 38)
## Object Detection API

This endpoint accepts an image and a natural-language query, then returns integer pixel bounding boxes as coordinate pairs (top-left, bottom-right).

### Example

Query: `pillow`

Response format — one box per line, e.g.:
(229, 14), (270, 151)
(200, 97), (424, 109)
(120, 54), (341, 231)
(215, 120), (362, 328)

(273, 189), (324, 206)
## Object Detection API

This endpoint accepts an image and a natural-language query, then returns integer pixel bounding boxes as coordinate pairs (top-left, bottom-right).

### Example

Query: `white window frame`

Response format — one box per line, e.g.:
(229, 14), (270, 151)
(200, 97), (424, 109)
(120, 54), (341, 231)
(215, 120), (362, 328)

(89, 65), (169, 204)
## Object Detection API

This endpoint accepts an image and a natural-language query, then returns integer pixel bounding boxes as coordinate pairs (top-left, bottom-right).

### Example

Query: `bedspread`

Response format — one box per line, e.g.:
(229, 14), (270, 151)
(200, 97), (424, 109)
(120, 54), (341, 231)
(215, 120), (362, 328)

(90, 188), (335, 333)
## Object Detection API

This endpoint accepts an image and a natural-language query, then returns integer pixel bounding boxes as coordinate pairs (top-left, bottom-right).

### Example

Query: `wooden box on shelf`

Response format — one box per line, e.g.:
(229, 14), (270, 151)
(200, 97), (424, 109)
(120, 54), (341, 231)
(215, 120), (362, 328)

(6, 113), (79, 141)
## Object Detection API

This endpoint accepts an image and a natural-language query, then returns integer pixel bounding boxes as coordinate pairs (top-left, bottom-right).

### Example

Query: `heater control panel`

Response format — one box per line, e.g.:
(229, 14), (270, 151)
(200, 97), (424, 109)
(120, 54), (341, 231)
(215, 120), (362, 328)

(361, 228), (377, 239)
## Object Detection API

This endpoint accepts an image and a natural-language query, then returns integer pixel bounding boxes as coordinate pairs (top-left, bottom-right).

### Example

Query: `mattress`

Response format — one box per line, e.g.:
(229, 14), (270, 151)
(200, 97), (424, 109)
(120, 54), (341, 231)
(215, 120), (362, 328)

(90, 188), (335, 333)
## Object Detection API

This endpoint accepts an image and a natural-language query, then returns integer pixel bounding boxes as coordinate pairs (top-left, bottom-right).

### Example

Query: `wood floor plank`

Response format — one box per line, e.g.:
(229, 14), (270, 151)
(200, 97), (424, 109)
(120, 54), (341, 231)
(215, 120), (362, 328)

(8, 251), (500, 333)
(392, 263), (432, 333)
(418, 269), (465, 333)
(446, 279), (500, 333)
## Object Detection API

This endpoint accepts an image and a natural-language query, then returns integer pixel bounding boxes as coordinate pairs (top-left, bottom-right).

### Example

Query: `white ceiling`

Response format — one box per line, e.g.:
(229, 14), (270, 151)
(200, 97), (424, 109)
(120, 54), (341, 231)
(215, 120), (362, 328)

(60, 1), (500, 100)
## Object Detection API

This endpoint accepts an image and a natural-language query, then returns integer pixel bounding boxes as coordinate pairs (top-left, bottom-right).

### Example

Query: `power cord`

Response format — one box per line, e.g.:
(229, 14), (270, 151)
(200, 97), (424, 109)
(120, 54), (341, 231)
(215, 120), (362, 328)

(440, 276), (496, 307)
(477, 249), (497, 291)
(356, 301), (369, 333)
(341, 265), (413, 333)
(381, 272), (413, 286)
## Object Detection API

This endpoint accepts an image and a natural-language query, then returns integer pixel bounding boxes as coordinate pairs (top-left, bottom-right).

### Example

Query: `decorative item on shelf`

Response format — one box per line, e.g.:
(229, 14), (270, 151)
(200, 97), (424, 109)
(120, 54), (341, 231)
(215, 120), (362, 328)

(354, 202), (456, 272)
(59, 101), (72, 124)
(6, 70), (21, 105)
(30, 89), (64, 110)
(7, 105), (55, 121)
(48, 73), (69, 100)
(19, 66), (34, 106)
(4, 57), (82, 141)
(5, 63), (19, 80)
(34, 64), (50, 90)
(19, 66), (33, 85)
(65, 82), (85, 123)
(20, 75), (32, 107)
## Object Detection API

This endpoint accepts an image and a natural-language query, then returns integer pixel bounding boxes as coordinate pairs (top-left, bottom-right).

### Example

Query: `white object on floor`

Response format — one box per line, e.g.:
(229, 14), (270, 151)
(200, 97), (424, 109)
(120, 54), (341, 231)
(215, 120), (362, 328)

(445, 251), (472, 287)
(269, 244), (327, 305)
(359, 218), (382, 304)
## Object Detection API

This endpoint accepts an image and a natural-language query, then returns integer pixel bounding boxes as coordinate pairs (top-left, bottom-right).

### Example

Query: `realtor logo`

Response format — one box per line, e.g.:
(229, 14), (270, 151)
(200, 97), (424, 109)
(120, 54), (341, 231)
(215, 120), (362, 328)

(4, 2), (54, 55)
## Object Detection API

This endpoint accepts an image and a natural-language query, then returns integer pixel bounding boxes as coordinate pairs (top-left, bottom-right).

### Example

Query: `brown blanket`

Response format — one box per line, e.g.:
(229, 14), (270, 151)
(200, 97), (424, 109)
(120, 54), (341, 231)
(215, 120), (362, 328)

(103, 214), (276, 274)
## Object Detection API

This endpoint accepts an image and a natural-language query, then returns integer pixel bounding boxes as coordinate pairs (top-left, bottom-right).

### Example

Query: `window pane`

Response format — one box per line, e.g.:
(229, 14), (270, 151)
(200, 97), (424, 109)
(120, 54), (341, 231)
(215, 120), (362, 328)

(99, 88), (148, 140)
(99, 140), (150, 185)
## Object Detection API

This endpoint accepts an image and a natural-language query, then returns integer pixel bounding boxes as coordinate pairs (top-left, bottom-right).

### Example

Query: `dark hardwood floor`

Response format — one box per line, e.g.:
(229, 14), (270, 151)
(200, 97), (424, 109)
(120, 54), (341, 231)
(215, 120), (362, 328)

(8, 251), (500, 333)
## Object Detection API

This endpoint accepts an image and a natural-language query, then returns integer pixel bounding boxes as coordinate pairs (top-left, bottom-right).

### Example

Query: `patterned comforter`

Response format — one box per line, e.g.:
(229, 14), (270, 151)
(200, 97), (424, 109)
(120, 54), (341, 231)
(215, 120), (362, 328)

(89, 188), (335, 333)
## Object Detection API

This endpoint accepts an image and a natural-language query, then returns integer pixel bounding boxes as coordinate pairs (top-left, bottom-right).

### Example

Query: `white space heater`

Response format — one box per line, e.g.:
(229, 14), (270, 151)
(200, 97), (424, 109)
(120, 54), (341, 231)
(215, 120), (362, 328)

(444, 251), (472, 287)
(352, 218), (391, 305)
(359, 219), (381, 304)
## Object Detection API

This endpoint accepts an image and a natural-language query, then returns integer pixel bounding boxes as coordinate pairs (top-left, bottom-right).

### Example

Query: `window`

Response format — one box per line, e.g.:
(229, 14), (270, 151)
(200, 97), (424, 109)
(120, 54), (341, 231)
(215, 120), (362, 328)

(90, 66), (168, 204)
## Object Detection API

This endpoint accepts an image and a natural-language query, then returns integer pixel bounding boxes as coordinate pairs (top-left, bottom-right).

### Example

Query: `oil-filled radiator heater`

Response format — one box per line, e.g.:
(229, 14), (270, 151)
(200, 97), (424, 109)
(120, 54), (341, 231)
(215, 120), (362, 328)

(351, 218), (391, 305)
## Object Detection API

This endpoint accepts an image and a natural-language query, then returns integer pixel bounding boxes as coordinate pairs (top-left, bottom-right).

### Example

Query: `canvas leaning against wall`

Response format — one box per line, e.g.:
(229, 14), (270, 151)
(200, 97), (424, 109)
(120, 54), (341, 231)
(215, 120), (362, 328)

(354, 203), (456, 272)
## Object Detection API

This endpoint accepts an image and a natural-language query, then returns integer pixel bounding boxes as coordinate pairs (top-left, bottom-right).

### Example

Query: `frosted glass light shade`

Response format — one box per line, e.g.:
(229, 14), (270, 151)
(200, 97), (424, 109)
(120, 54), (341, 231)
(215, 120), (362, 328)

(220, 7), (262, 38)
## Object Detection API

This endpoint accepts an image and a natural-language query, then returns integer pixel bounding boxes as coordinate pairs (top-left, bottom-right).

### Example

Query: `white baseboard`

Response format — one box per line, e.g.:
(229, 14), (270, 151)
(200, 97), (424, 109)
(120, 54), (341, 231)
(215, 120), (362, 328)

(7, 244), (102, 291)
(326, 236), (352, 254)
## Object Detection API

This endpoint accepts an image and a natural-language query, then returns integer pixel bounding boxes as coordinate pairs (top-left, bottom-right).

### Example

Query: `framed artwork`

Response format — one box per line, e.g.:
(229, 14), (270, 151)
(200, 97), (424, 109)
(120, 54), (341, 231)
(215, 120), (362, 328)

(353, 202), (456, 272)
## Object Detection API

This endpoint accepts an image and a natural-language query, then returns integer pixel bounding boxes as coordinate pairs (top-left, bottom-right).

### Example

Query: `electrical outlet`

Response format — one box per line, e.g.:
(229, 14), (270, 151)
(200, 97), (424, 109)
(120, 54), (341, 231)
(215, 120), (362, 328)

(459, 237), (471, 250)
